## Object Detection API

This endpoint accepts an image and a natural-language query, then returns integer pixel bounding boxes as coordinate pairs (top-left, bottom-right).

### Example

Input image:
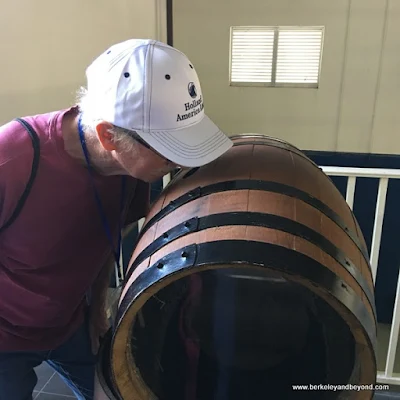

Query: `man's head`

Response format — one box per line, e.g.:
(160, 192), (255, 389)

(76, 39), (233, 182)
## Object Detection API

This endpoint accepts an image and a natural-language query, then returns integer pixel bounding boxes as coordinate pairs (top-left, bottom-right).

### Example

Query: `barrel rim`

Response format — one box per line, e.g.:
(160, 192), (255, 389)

(112, 240), (377, 400)
(95, 329), (120, 400)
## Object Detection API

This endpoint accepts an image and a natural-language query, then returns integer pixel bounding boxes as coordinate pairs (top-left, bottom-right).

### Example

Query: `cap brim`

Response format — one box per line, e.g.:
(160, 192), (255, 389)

(136, 115), (233, 167)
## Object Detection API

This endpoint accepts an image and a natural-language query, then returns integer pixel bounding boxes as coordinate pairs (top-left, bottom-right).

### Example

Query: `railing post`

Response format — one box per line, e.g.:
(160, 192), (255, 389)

(370, 177), (389, 283)
(346, 176), (357, 210)
(116, 243), (124, 286)
(385, 266), (400, 378)
(163, 173), (172, 189)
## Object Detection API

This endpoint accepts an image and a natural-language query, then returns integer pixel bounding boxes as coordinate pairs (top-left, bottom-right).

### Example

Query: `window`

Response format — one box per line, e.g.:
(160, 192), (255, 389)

(229, 26), (324, 88)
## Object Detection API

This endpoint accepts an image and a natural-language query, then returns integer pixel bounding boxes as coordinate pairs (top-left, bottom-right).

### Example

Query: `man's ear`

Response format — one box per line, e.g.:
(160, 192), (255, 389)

(96, 121), (117, 151)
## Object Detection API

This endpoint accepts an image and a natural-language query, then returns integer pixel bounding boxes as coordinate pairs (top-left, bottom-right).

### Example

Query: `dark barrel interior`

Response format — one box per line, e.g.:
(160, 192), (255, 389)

(131, 267), (356, 400)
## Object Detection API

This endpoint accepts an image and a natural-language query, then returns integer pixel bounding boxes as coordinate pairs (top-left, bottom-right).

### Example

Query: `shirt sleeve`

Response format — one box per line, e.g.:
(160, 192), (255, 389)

(124, 179), (151, 226)
(0, 120), (35, 230)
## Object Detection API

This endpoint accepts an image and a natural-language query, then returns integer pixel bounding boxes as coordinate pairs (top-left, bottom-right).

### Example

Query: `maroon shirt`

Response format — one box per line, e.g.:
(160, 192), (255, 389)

(0, 108), (149, 351)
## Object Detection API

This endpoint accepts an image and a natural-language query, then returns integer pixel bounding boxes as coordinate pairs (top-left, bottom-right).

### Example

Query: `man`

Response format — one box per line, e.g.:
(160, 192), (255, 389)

(0, 39), (232, 400)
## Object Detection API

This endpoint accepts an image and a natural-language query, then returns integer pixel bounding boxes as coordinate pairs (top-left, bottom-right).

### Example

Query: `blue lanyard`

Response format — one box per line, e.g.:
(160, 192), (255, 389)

(77, 116), (126, 274)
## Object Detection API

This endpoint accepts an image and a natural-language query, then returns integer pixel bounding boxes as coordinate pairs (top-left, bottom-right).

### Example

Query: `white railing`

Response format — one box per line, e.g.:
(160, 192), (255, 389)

(321, 166), (400, 386)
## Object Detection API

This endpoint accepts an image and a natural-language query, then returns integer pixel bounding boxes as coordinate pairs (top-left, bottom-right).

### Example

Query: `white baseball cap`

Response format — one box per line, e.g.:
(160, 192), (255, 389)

(85, 39), (233, 167)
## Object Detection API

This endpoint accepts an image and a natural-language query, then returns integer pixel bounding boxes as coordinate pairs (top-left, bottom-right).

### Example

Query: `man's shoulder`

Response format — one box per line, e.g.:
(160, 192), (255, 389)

(0, 107), (75, 165)
(0, 120), (34, 166)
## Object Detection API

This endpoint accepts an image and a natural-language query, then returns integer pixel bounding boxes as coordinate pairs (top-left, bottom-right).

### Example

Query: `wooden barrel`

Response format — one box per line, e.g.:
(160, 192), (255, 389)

(110, 134), (377, 400)
(94, 329), (119, 400)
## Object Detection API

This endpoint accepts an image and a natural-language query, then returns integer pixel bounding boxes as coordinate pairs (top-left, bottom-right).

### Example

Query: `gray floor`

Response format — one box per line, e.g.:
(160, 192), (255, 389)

(375, 393), (400, 399)
(31, 359), (400, 400)
(33, 362), (75, 399)
(28, 294), (400, 399)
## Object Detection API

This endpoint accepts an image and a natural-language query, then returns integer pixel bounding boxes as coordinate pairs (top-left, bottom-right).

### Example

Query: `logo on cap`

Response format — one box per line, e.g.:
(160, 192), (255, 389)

(188, 82), (197, 99)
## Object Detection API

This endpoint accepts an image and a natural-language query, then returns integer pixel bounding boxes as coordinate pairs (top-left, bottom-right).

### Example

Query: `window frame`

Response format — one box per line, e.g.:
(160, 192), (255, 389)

(229, 25), (325, 89)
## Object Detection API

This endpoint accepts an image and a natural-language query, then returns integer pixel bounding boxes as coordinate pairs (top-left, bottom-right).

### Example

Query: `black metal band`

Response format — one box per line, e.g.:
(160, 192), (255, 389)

(123, 211), (376, 319)
(136, 180), (370, 264)
(116, 240), (377, 357)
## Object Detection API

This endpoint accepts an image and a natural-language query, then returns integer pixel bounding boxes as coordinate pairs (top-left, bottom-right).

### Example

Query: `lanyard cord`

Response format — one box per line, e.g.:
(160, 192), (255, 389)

(77, 115), (126, 274)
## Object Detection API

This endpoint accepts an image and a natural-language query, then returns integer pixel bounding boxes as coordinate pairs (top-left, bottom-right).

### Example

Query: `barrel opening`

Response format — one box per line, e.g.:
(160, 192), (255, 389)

(130, 267), (356, 400)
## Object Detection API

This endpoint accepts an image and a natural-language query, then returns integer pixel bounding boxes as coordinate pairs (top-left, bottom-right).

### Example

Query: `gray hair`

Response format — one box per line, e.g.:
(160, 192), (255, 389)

(75, 86), (137, 153)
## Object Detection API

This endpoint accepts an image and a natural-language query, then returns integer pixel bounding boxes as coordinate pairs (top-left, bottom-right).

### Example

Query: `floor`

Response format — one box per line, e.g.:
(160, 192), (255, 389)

(33, 362), (75, 399)
(377, 322), (400, 373)
(31, 359), (400, 400)
(26, 294), (400, 399)
(30, 288), (121, 399)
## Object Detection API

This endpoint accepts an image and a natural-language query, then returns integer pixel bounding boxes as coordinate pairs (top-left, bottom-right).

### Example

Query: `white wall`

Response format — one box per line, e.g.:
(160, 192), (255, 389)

(0, 0), (167, 125)
(172, 0), (400, 154)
